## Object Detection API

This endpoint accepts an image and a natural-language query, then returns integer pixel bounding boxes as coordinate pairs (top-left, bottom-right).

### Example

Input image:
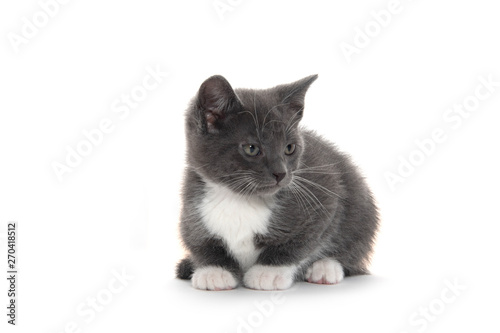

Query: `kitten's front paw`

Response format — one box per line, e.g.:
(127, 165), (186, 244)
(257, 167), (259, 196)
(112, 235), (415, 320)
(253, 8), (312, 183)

(243, 265), (296, 290)
(305, 258), (344, 284)
(192, 266), (238, 291)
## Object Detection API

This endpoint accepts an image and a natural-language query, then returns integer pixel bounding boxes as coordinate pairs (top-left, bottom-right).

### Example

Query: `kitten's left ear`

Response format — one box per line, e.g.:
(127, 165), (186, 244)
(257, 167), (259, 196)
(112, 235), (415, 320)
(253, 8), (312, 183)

(197, 75), (241, 134)
(278, 74), (318, 118)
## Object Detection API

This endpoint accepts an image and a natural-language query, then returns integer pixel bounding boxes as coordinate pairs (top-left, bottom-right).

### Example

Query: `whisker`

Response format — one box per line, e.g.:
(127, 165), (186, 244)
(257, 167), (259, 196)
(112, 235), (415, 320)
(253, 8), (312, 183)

(292, 179), (330, 217)
(262, 102), (290, 133)
(293, 175), (343, 199)
(218, 171), (257, 179)
(285, 107), (304, 135)
(293, 170), (343, 176)
(248, 180), (260, 197)
(241, 181), (258, 199)
(225, 177), (253, 188)
(253, 91), (260, 134)
(262, 119), (286, 133)
(188, 163), (211, 172)
(225, 175), (254, 189)
(287, 182), (312, 218)
(294, 162), (342, 172)
(238, 110), (259, 134)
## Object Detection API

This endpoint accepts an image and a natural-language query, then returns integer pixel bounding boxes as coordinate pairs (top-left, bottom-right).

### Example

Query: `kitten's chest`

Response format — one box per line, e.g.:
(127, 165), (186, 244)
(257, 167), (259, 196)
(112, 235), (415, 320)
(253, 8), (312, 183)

(198, 182), (272, 271)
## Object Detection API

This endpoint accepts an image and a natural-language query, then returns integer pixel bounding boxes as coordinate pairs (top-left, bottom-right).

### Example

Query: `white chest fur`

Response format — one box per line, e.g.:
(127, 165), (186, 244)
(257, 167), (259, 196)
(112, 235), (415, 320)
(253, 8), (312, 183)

(199, 181), (272, 271)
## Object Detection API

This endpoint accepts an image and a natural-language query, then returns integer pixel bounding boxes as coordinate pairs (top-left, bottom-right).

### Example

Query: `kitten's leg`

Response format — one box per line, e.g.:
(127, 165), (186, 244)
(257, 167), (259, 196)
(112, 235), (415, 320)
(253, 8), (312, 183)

(192, 266), (238, 291)
(243, 265), (297, 290)
(243, 242), (303, 290)
(189, 240), (241, 291)
(305, 258), (344, 284)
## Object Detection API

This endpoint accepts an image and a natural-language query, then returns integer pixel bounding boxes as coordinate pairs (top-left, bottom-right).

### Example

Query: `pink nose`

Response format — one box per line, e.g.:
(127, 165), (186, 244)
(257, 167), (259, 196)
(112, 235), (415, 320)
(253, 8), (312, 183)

(273, 173), (286, 184)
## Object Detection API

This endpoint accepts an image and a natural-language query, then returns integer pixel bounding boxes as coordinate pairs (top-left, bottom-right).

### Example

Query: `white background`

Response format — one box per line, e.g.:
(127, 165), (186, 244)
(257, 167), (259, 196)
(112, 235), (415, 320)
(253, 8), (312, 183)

(1, 0), (499, 332)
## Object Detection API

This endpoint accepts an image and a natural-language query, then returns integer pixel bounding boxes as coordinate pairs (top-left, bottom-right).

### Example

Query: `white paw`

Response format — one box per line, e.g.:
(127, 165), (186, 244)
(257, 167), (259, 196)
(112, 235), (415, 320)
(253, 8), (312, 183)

(305, 258), (344, 284)
(192, 266), (238, 291)
(243, 265), (296, 290)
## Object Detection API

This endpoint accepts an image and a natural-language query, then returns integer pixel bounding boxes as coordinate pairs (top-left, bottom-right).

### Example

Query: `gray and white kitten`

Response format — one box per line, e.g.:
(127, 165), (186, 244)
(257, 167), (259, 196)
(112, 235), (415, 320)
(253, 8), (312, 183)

(176, 74), (378, 290)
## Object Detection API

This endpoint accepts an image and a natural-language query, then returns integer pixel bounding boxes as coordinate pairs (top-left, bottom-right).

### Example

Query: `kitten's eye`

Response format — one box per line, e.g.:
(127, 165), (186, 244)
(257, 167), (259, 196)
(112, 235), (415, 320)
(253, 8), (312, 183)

(243, 144), (261, 157)
(285, 144), (296, 155)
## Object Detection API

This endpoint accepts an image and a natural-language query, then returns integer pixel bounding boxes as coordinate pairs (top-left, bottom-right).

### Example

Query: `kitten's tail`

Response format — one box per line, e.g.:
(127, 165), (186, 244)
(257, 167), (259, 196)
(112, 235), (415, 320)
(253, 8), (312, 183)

(176, 257), (194, 280)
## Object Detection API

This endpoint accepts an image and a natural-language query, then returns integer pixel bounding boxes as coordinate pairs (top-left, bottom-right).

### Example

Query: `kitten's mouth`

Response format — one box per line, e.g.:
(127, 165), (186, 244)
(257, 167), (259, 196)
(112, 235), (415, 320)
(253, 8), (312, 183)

(256, 185), (281, 196)
(257, 181), (290, 195)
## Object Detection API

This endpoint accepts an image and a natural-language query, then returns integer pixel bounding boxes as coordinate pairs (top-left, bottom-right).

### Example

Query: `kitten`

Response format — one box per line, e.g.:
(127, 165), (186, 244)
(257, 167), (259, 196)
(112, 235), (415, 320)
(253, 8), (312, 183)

(176, 74), (379, 290)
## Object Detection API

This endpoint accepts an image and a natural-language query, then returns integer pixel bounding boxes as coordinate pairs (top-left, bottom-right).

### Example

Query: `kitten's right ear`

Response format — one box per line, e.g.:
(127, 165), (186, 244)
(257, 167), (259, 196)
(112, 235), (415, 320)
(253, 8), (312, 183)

(197, 75), (241, 134)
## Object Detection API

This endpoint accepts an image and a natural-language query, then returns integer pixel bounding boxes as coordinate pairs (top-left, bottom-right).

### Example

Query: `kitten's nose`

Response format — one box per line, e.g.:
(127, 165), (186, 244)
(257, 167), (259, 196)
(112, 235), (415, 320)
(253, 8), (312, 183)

(273, 172), (286, 184)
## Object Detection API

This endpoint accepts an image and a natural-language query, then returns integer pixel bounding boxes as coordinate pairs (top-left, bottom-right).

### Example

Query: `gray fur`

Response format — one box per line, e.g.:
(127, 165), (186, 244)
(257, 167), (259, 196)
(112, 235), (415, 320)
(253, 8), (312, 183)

(176, 74), (379, 283)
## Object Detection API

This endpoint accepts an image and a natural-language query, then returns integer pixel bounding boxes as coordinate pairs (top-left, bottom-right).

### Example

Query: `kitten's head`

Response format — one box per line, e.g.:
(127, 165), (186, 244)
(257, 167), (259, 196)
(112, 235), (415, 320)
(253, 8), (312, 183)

(185, 74), (318, 196)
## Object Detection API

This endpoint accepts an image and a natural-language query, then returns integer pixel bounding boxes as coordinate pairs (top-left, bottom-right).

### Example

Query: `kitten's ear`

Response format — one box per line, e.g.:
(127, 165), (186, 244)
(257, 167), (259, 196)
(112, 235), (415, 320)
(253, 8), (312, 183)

(197, 75), (241, 134)
(278, 74), (318, 118)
